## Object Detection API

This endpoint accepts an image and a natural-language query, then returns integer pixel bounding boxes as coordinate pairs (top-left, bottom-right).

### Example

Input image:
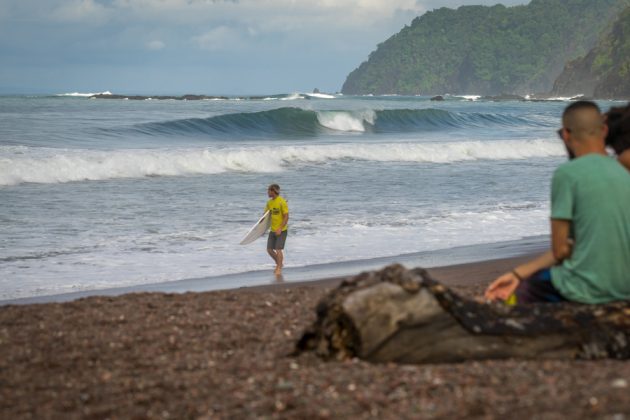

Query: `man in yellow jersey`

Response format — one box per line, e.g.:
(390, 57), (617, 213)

(265, 184), (289, 275)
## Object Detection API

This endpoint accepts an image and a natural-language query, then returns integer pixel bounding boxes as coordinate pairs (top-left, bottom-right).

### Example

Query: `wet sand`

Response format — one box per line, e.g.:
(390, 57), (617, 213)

(2, 235), (548, 305)
(2, 254), (630, 419)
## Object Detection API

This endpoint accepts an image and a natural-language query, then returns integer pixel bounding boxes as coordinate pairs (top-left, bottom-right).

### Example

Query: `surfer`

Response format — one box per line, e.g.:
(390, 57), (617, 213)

(265, 184), (289, 275)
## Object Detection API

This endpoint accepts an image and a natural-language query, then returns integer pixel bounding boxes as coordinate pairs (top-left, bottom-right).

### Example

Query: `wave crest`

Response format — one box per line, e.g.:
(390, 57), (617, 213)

(56, 91), (112, 97)
(0, 140), (564, 186)
(130, 107), (543, 138)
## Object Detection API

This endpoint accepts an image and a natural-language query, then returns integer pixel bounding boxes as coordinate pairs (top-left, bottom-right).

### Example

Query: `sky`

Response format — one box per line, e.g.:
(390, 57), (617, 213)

(0, 0), (528, 95)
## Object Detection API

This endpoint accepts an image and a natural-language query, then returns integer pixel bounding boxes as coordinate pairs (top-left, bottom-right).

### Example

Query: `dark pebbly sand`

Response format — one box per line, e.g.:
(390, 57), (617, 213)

(2, 255), (630, 419)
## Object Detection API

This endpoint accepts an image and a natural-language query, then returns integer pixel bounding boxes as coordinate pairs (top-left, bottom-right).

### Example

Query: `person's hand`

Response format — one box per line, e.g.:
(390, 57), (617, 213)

(484, 271), (520, 301)
(274, 228), (282, 236)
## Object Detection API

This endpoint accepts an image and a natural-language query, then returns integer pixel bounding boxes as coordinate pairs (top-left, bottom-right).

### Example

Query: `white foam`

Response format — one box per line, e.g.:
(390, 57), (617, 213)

(0, 201), (551, 300)
(525, 94), (581, 101)
(0, 147), (281, 186)
(0, 139), (564, 186)
(280, 93), (304, 101)
(457, 95), (481, 101)
(306, 93), (336, 99)
(316, 110), (376, 132)
(542, 96), (580, 101)
(282, 139), (564, 164)
(57, 91), (112, 97)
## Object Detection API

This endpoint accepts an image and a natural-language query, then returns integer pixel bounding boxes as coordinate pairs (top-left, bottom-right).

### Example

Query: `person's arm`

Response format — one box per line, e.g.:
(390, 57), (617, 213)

(551, 218), (572, 261)
(484, 251), (557, 301)
(484, 219), (572, 301)
(275, 212), (289, 235)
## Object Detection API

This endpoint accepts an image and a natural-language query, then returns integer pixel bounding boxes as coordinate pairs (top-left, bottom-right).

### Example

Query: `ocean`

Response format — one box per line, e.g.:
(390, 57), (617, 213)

(0, 93), (618, 301)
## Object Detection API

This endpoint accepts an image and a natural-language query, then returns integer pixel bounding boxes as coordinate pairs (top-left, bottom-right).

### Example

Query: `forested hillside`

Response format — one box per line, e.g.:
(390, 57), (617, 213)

(552, 6), (630, 99)
(341, 0), (630, 96)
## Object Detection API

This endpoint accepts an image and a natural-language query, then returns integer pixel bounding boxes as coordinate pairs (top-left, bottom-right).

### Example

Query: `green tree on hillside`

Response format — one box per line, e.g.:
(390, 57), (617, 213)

(342, 0), (630, 95)
(552, 6), (630, 98)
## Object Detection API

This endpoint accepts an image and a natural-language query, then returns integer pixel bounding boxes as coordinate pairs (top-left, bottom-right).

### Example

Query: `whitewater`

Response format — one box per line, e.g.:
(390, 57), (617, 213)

(0, 93), (619, 300)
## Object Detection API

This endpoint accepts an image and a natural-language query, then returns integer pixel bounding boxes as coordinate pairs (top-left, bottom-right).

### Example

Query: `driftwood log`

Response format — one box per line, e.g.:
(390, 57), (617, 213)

(296, 264), (630, 364)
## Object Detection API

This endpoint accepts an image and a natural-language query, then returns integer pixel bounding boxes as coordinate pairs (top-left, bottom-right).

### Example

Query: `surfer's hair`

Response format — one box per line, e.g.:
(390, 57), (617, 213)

(605, 103), (630, 155)
(268, 184), (280, 194)
(562, 100), (601, 118)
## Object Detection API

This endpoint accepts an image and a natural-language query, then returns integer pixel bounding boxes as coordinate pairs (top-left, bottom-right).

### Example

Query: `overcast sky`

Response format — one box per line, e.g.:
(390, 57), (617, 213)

(0, 0), (528, 94)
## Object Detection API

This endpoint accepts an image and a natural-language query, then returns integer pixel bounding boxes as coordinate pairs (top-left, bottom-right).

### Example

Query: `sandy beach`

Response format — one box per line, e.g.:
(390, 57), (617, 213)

(2, 253), (630, 419)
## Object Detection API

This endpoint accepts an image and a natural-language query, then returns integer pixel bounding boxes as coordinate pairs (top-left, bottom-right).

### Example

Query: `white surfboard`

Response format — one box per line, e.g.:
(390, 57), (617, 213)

(239, 211), (271, 245)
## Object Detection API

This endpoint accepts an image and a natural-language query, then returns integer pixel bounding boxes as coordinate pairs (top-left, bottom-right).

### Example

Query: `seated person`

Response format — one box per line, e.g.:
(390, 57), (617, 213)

(606, 103), (630, 171)
(485, 101), (630, 305)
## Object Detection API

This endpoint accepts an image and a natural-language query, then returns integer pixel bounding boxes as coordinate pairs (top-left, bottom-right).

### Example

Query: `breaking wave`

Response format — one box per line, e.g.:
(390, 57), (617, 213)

(0, 139), (564, 186)
(56, 91), (112, 97)
(129, 107), (545, 138)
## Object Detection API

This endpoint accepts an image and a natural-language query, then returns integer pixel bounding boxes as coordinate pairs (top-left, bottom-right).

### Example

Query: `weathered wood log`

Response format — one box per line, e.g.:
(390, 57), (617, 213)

(295, 264), (630, 364)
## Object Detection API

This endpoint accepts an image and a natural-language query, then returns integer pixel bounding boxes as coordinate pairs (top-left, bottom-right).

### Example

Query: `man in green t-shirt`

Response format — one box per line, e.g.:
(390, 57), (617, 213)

(265, 184), (289, 276)
(485, 101), (630, 304)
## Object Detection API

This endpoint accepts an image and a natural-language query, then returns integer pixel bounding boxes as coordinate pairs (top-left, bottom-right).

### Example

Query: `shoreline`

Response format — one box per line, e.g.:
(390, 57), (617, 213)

(3, 236), (630, 418)
(1, 236), (548, 305)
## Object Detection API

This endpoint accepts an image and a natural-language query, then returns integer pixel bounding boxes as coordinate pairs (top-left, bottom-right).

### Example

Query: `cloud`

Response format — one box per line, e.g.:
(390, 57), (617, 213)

(192, 26), (243, 51)
(146, 40), (165, 50)
(50, 0), (111, 23)
(0, 0), (529, 94)
(65, 0), (426, 28)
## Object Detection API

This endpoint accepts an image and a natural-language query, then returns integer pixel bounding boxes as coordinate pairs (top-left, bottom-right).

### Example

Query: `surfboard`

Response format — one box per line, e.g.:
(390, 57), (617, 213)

(239, 211), (271, 245)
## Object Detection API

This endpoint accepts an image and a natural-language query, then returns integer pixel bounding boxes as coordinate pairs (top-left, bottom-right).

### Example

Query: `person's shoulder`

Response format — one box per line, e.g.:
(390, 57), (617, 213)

(551, 158), (585, 188)
(555, 155), (628, 184)
(584, 154), (628, 173)
(556, 154), (608, 173)
(553, 159), (576, 177)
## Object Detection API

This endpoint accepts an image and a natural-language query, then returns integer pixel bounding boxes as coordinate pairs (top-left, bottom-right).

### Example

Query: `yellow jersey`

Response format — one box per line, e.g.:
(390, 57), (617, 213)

(265, 196), (288, 232)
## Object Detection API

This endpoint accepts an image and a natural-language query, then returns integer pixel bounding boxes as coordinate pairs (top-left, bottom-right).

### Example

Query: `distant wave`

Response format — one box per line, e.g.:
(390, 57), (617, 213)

(56, 91), (112, 97)
(54, 92), (335, 101)
(256, 92), (337, 100)
(306, 93), (336, 99)
(129, 107), (544, 138)
(0, 140), (564, 186)
(524, 94), (583, 101)
(450, 94), (481, 101)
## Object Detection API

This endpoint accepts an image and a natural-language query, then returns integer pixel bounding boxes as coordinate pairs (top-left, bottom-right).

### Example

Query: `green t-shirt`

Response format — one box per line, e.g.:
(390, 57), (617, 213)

(550, 154), (630, 304)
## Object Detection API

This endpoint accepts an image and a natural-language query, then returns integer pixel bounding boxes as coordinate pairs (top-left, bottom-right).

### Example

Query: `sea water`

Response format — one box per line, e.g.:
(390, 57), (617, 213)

(0, 93), (618, 299)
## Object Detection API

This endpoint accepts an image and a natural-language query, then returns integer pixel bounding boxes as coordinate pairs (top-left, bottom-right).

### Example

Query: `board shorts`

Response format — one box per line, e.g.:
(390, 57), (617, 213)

(512, 268), (567, 305)
(267, 230), (287, 250)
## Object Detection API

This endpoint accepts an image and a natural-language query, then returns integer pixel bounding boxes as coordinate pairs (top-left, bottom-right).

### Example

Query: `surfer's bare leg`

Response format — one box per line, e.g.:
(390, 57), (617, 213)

(274, 250), (284, 274)
(267, 248), (278, 265)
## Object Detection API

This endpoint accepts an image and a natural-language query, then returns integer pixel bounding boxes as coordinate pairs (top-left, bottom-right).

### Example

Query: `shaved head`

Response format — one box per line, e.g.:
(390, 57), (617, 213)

(562, 101), (605, 141)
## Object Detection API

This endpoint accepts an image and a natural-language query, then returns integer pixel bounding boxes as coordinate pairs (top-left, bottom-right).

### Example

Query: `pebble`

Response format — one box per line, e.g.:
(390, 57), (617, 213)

(4, 283), (630, 419)
(612, 378), (628, 388)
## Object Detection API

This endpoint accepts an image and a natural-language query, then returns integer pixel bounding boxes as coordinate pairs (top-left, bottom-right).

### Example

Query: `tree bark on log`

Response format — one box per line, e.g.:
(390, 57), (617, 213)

(295, 264), (630, 364)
